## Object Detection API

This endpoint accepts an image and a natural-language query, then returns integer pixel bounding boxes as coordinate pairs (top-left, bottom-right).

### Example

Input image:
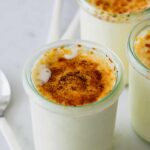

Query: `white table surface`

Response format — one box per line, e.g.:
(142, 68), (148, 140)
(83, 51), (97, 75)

(0, 0), (150, 150)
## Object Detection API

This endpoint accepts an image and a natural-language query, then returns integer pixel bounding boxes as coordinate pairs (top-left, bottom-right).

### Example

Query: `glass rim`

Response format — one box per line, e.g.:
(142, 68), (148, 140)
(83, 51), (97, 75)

(77, 0), (150, 22)
(23, 40), (124, 115)
(128, 19), (150, 77)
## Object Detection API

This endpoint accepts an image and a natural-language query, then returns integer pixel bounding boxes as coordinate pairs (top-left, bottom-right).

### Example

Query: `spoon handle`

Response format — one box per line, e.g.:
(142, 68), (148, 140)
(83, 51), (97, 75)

(0, 117), (22, 150)
(61, 10), (80, 40)
(46, 0), (64, 43)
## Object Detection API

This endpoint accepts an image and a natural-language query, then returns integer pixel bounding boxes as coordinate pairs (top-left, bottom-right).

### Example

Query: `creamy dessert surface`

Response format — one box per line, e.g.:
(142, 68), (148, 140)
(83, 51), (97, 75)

(134, 30), (150, 69)
(32, 44), (116, 106)
(88, 0), (150, 14)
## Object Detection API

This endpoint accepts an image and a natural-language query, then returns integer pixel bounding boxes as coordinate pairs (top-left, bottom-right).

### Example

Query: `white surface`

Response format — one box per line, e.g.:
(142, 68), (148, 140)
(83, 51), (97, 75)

(0, 0), (150, 150)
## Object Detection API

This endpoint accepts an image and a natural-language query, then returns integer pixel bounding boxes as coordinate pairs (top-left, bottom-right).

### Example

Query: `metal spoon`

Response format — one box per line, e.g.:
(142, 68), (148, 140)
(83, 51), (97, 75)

(0, 70), (22, 150)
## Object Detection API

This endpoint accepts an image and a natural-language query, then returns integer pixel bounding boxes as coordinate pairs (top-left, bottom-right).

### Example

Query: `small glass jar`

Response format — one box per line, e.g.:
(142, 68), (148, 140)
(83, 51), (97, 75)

(128, 19), (150, 142)
(78, 0), (150, 84)
(23, 40), (124, 150)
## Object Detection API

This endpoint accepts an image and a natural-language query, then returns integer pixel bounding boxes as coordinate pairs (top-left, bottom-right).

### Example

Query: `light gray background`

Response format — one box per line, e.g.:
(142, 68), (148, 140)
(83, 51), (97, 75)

(0, 0), (150, 150)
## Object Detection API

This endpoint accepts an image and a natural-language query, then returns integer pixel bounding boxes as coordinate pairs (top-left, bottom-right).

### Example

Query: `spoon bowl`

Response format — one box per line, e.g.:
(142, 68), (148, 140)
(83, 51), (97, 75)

(0, 70), (11, 116)
(0, 70), (22, 150)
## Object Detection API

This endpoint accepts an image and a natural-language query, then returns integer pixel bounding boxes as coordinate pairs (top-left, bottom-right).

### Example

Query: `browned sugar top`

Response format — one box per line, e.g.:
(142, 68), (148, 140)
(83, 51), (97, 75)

(88, 0), (150, 14)
(134, 30), (150, 69)
(32, 46), (116, 106)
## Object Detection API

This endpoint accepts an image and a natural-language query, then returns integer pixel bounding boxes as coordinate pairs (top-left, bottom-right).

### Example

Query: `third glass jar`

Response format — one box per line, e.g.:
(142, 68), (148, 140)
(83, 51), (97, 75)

(128, 19), (150, 142)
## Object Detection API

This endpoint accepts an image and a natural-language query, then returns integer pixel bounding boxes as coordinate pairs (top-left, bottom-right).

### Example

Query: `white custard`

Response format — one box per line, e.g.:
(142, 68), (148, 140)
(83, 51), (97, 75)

(79, 0), (150, 84)
(128, 20), (150, 142)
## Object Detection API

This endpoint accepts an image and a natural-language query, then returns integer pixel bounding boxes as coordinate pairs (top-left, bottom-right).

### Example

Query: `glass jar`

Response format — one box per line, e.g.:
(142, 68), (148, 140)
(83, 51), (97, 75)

(128, 19), (150, 142)
(78, 0), (150, 84)
(23, 40), (124, 150)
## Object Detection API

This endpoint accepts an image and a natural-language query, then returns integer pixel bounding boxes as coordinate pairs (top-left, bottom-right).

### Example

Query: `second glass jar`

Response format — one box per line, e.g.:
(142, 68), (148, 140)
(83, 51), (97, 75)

(78, 0), (150, 84)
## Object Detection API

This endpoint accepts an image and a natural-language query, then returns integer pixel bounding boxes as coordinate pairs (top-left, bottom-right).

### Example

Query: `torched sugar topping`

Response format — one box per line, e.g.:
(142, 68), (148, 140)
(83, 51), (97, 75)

(134, 30), (150, 69)
(83, 0), (150, 22)
(32, 44), (117, 106)
(88, 0), (150, 14)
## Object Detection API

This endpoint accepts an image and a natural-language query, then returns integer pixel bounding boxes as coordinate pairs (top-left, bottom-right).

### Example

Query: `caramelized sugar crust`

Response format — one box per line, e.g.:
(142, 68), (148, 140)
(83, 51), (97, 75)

(134, 31), (150, 69)
(88, 0), (150, 14)
(32, 47), (116, 106)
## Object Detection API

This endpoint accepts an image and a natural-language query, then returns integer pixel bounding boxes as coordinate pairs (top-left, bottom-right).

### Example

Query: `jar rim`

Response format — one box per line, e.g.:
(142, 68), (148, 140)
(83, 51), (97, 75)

(77, 0), (150, 23)
(23, 40), (124, 116)
(127, 19), (150, 78)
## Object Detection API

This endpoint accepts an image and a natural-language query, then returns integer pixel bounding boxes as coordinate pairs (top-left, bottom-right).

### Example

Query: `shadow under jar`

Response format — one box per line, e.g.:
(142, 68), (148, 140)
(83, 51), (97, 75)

(78, 0), (150, 84)
(23, 40), (124, 150)
(128, 19), (150, 142)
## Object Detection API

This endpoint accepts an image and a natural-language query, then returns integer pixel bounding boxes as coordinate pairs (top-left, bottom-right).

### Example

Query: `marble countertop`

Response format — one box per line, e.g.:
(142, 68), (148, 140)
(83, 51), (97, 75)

(0, 0), (150, 150)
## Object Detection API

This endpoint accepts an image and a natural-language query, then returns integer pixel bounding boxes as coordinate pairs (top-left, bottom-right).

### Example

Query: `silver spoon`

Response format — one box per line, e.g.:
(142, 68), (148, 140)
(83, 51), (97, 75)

(0, 70), (22, 150)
